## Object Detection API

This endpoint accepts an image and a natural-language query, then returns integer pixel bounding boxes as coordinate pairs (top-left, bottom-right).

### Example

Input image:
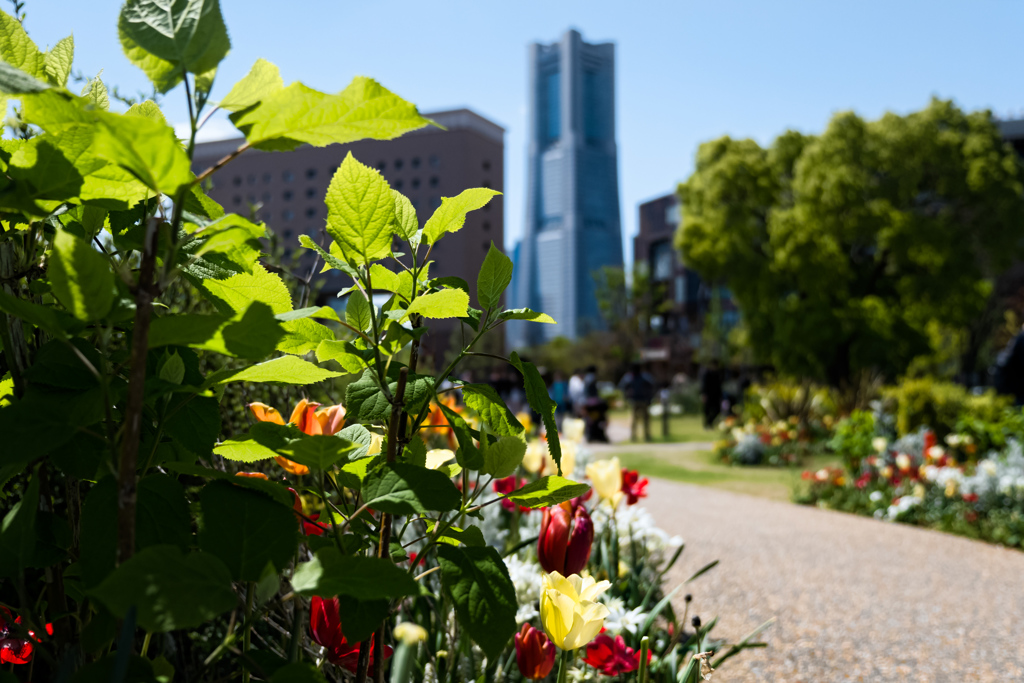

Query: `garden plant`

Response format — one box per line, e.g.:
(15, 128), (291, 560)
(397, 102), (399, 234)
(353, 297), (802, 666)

(0, 2), (767, 681)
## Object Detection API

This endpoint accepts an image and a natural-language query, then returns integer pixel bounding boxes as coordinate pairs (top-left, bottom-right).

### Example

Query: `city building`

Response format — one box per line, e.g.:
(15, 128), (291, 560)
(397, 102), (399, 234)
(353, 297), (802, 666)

(509, 29), (624, 348)
(192, 108), (505, 365)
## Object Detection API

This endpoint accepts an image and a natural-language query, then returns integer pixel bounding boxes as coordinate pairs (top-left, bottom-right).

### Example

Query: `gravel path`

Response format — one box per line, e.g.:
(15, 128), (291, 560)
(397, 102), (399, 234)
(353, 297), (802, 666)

(642, 477), (1024, 682)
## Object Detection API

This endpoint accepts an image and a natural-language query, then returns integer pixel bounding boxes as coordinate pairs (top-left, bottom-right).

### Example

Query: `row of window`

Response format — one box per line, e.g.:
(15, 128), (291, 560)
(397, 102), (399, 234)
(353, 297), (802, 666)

(232, 167), (333, 186)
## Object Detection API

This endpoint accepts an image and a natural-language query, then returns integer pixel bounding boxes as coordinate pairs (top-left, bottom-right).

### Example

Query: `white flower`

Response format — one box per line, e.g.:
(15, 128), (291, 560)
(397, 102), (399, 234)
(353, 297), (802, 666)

(503, 554), (541, 605)
(601, 596), (647, 635)
(515, 603), (539, 624)
(869, 491), (884, 503)
(872, 437), (888, 453)
(926, 445), (946, 459)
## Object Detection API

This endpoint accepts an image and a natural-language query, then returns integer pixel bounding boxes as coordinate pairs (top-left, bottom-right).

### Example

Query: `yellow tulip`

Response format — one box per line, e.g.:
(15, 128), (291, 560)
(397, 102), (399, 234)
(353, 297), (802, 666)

(517, 411), (533, 434)
(539, 571), (610, 651)
(368, 432), (384, 456)
(543, 440), (576, 478)
(523, 440), (546, 474)
(561, 417), (585, 444)
(425, 449), (455, 470)
(585, 457), (623, 508)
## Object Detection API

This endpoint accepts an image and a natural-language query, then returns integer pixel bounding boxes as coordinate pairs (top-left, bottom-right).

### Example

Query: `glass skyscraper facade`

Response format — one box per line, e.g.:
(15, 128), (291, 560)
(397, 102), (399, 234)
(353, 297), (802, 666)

(509, 29), (623, 347)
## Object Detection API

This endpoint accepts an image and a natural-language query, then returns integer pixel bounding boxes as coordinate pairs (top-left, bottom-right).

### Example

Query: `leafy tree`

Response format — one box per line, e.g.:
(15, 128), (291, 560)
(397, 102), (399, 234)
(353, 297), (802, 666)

(677, 99), (1024, 387)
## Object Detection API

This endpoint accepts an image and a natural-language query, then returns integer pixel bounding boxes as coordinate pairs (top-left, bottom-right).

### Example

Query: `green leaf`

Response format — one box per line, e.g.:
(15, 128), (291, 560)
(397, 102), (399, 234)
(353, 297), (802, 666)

(0, 10), (44, 77)
(148, 304), (285, 359)
(0, 289), (74, 337)
(510, 351), (562, 473)
(136, 474), (193, 552)
(338, 424), (376, 460)
(361, 462), (461, 515)
(92, 109), (193, 196)
(202, 263), (290, 314)
(462, 383), (523, 436)
(213, 421), (300, 463)
(81, 74), (109, 110)
(325, 153), (394, 264)
(437, 545), (517, 660)
(481, 437), (526, 479)
(344, 368), (433, 424)
(405, 288), (469, 320)
(504, 476), (590, 509)
(118, 0), (230, 94)
(44, 34), (74, 87)
(428, 523), (486, 548)
(497, 308), (556, 324)
(297, 234), (358, 277)
(276, 435), (355, 471)
(334, 596), (390, 643)
(89, 545), (236, 632)
(163, 394), (221, 456)
(345, 290), (372, 332)
(219, 58), (282, 111)
(439, 403), (482, 470)
(422, 188), (501, 244)
(0, 60), (49, 94)
(214, 355), (343, 385)
(269, 663), (328, 683)
(0, 474), (38, 578)
(391, 190), (419, 242)
(126, 99), (167, 122)
(231, 76), (431, 151)
(48, 227), (115, 322)
(198, 479), (299, 581)
(369, 263), (401, 295)
(315, 340), (365, 374)
(291, 547), (419, 600)
(164, 462), (293, 507)
(477, 241), (513, 309)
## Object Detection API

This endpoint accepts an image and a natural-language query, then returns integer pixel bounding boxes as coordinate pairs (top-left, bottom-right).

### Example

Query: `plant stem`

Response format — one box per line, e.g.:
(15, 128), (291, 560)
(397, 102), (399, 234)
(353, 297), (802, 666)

(637, 636), (649, 683)
(140, 632), (152, 658)
(556, 648), (572, 683)
(117, 215), (161, 565)
(288, 599), (304, 663)
(242, 582), (254, 683)
(194, 141), (251, 185)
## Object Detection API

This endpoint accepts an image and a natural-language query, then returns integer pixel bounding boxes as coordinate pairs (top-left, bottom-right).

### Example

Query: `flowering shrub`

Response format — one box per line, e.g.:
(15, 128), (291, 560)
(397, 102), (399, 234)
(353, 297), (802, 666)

(714, 415), (835, 467)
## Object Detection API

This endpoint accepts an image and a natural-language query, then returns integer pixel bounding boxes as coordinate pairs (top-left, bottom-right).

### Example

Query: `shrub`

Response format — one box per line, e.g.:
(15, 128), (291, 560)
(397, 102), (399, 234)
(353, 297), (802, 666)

(885, 377), (1011, 438)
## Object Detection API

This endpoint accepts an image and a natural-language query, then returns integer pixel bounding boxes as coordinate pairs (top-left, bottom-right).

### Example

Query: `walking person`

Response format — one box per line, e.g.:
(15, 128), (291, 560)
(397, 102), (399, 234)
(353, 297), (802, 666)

(700, 359), (723, 429)
(619, 362), (655, 442)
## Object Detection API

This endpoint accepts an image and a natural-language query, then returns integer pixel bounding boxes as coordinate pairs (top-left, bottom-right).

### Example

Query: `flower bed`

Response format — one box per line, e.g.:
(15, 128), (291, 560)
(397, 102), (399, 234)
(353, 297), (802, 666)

(714, 415), (835, 467)
(796, 410), (1024, 549)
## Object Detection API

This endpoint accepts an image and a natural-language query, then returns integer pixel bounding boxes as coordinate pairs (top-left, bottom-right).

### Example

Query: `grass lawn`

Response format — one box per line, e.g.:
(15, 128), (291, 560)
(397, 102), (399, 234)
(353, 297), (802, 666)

(609, 410), (713, 443)
(612, 447), (839, 502)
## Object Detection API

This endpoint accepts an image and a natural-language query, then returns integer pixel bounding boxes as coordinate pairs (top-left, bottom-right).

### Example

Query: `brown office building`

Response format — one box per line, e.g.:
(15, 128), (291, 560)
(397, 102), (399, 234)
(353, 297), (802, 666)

(192, 108), (505, 365)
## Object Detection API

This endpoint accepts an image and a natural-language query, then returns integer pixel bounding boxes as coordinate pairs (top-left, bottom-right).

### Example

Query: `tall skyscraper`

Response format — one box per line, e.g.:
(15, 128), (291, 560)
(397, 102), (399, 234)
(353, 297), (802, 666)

(510, 29), (623, 347)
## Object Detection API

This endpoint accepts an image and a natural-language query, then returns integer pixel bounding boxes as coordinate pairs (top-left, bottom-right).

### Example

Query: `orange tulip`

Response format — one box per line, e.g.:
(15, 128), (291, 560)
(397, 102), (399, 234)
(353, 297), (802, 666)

(248, 399), (347, 476)
(423, 395), (459, 450)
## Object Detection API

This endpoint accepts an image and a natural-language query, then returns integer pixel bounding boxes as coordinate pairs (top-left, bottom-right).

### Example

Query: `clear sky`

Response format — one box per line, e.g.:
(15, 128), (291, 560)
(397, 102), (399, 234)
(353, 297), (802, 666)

(21, 1), (1024, 261)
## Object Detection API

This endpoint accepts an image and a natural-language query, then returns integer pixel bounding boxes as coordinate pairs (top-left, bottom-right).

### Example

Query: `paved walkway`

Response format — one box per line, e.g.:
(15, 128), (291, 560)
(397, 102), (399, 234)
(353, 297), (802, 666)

(642, 477), (1024, 682)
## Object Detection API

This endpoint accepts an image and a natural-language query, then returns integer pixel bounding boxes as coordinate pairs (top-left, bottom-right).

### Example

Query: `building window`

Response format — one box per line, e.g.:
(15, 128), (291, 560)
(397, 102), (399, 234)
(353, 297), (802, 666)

(283, 229), (293, 239)
(247, 194), (256, 203)
(262, 172), (272, 183)
(429, 177), (439, 188)
(651, 240), (673, 281)
(666, 203), (681, 227)
(429, 154), (440, 168)
(411, 157), (421, 169)
(482, 241), (489, 251)
(394, 179), (404, 191)
(262, 192), (271, 202)
(233, 195), (242, 205)
(483, 203), (491, 212)
(481, 180), (490, 188)
(411, 198), (420, 209)
(283, 170), (294, 182)
(232, 176), (242, 186)
(583, 69), (603, 144)
(394, 158), (404, 171)
(376, 161), (386, 171)
(482, 221), (491, 232)
(429, 196), (441, 209)
(675, 275), (685, 303)
(305, 207), (316, 218)
(247, 174), (256, 185)
(305, 187), (316, 198)
(483, 160), (491, 171)
(411, 178), (420, 189)
(306, 168), (317, 179)
(283, 209), (294, 221)
(283, 190), (293, 201)
(543, 70), (561, 144)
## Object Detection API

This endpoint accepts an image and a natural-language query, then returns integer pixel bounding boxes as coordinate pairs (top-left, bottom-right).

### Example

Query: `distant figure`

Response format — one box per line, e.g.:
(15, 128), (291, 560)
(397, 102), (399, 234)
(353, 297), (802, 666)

(550, 371), (569, 423)
(700, 360), (723, 428)
(568, 368), (586, 416)
(581, 365), (609, 442)
(995, 323), (1024, 405)
(619, 363), (656, 442)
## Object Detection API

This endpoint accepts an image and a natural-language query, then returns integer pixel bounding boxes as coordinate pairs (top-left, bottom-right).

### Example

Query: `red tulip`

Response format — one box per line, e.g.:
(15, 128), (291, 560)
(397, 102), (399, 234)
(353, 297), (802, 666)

(0, 608), (52, 665)
(514, 624), (556, 680)
(538, 501), (593, 575)
(582, 634), (650, 676)
(493, 476), (532, 513)
(621, 469), (649, 505)
(309, 597), (391, 672)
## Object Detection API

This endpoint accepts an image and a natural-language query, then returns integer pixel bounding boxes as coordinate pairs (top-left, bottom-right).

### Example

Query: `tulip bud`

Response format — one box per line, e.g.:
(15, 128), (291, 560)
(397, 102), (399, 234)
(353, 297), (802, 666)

(514, 623), (556, 680)
(538, 502), (594, 575)
(691, 615), (701, 629)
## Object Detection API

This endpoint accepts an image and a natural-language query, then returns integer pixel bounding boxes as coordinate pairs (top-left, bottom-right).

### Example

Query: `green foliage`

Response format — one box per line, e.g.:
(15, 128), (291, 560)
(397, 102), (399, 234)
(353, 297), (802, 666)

(828, 410), (877, 472)
(678, 100), (1024, 385)
(884, 377), (1011, 438)
(437, 545), (518, 660)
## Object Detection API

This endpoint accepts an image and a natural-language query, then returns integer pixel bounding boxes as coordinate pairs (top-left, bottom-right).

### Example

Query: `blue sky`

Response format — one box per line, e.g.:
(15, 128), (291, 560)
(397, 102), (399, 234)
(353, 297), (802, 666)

(23, 1), (1024, 261)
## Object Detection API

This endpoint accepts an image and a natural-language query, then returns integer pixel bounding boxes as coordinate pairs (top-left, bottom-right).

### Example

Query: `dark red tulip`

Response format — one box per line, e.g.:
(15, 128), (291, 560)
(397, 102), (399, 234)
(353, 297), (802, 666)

(621, 469), (649, 506)
(515, 623), (556, 680)
(0, 608), (52, 665)
(309, 596), (391, 672)
(538, 501), (593, 575)
(582, 634), (650, 676)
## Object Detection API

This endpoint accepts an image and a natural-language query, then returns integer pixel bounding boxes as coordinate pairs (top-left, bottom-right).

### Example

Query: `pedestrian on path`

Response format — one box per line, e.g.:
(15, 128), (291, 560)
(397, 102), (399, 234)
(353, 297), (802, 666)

(619, 362), (655, 442)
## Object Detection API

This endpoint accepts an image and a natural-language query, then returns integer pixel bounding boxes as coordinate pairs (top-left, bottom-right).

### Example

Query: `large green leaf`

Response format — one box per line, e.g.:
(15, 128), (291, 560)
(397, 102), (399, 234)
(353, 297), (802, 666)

(437, 545), (517, 660)
(503, 476), (590, 509)
(135, 474), (193, 552)
(481, 437), (526, 479)
(510, 352), (562, 472)
(118, 0), (230, 93)
(44, 34), (74, 87)
(439, 403), (482, 470)
(148, 304), (285, 359)
(324, 153), (393, 264)
(0, 289), (75, 337)
(0, 474), (38, 578)
(497, 308), (556, 324)
(422, 188), (501, 244)
(345, 290), (372, 332)
(462, 383), (523, 436)
(0, 10), (44, 78)
(276, 435), (356, 471)
(477, 241), (513, 309)
(361, 462), (461, 515)
(198, 479), (299, 582)
(163, 394), (221, 456)
(0, 60), (50, 94)
(48, 227), (116, 322)
(404, 288), (469, 320)
(89, 545), (236, 632)
(315, 339), (365, 374)
(230, 76), (430, 151)
(291, 547), (419, 600)
(391, 190), (419, 242)
(92, 110), (193, 196)
(214, 355), (343, 385)
(219, 58), (283, 111)
(345, 369), (433, 424)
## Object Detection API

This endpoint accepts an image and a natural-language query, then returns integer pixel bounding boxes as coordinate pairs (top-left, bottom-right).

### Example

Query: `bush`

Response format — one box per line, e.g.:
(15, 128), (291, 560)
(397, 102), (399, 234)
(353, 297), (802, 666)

(885, 377), (1011, 438)
(828, 410), (877, 473)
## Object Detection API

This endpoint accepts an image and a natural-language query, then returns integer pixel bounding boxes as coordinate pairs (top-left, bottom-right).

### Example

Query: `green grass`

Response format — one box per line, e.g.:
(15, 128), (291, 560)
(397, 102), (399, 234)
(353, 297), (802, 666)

(613, 447), (839, 502)
(609, 410), (714, 443)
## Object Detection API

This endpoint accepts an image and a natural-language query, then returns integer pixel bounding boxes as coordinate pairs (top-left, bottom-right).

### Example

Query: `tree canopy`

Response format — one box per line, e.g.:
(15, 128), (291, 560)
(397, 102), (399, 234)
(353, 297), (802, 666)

(677, 98), (1024, 386)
